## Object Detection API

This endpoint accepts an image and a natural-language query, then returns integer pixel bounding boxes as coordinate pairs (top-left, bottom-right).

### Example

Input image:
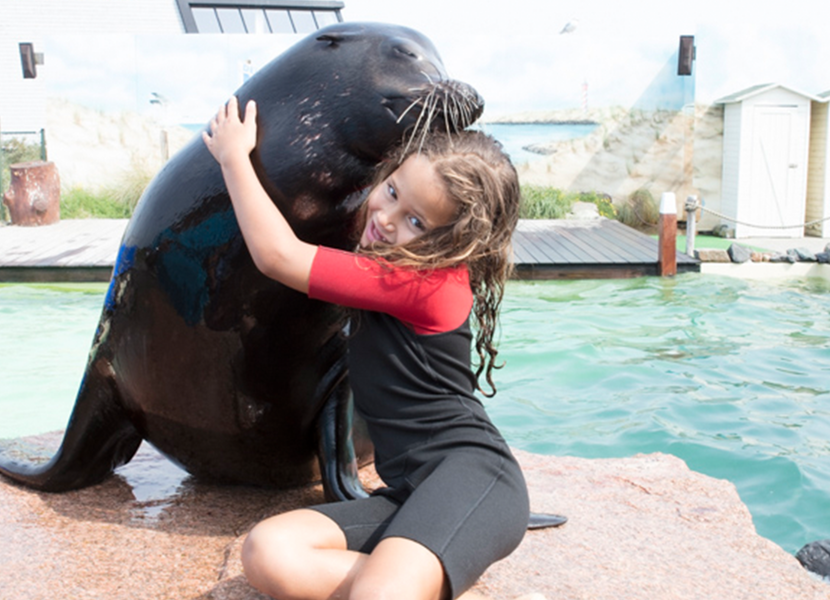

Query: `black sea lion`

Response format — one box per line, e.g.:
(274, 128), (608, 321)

(0, 21), (565, 529)
(0, 22), (482, 501)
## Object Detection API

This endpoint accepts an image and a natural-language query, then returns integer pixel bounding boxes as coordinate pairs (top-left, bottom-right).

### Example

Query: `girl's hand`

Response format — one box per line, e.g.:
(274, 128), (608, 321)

(202, 96), (258, 167)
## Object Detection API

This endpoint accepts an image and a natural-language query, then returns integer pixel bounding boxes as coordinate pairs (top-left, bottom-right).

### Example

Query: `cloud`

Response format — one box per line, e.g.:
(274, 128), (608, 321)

(38, 0), (830, 124)
(41, 33), (298, 124)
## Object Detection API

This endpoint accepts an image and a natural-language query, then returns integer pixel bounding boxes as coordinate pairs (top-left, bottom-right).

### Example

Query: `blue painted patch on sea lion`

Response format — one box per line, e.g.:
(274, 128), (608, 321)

(154, 209), (240, 326)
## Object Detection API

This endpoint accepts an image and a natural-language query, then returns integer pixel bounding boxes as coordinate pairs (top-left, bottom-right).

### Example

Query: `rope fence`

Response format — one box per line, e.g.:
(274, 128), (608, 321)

(682, 195), (830, 258)
(698, 204), (830, 230)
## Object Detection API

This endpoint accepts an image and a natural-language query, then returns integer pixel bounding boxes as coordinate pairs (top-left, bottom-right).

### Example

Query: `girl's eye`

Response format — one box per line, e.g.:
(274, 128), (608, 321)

(408, 215), (425, 231)
(387, 183), (397, 199)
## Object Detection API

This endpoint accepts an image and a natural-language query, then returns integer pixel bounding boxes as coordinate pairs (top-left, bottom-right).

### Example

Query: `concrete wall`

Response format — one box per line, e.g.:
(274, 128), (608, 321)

(0, 0), (183, 131)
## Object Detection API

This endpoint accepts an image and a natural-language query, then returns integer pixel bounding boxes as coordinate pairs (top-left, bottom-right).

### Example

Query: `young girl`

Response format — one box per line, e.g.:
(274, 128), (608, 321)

(203, 96), (531, 600)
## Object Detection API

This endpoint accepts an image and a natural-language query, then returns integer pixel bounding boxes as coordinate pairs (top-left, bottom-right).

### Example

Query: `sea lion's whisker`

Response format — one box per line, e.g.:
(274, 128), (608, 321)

(396, 97), (424, 124)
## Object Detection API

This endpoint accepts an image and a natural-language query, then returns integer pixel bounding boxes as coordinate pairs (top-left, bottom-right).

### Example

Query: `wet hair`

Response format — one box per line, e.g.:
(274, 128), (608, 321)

(357, 129), (521, 396)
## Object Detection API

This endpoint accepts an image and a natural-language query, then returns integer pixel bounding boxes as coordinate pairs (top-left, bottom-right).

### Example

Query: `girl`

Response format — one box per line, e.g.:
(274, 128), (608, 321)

(203, 96), (532, 600)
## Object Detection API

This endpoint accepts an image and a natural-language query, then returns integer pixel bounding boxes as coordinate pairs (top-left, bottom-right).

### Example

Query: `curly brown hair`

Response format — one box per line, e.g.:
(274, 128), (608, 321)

(356, 129), (520, 396)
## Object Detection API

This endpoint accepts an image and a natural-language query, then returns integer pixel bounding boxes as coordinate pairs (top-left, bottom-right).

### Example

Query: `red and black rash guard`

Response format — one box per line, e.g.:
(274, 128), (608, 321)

(308, 246), (517, 492)
(307, 246), (529, 597)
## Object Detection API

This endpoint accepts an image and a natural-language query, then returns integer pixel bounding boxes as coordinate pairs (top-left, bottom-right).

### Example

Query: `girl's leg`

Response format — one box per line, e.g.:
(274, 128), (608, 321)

(348, 536), (448, 600)
(241, 507), (540, 600)
(242, 508), (367, 600)
(350, 539), (544, 600)
(242, 510), (449, 600)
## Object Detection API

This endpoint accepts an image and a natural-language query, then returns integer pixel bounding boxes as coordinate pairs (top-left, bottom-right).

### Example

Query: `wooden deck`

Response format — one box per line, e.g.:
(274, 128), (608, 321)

(0, 218), (698, 283)
(514, 219), (699, 279)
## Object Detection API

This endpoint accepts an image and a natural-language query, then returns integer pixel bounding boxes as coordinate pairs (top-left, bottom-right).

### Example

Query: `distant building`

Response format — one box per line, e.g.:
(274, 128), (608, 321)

(0, 0), (344, 131)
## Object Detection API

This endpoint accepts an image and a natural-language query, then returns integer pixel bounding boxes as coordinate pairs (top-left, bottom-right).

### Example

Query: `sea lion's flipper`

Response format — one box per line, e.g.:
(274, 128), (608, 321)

(528, 512), (568, 529)
(0, 364), (141, 492)
(317, 372), (369, 502)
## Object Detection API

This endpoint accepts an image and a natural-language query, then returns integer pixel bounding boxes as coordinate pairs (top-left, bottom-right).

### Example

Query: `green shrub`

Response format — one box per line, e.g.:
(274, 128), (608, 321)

(61, 187), (135, 219)
(576, 191), (617, 219)
(59, 167), (152, 219)
(102, 168), (152, 212)
(520, 186), (618, 220)
(520, 186), (573, 219)
(616, 188), (658, 231)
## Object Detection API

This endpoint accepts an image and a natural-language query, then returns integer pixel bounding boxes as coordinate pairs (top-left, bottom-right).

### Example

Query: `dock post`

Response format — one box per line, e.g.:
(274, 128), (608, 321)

(658, 192), (677, 277)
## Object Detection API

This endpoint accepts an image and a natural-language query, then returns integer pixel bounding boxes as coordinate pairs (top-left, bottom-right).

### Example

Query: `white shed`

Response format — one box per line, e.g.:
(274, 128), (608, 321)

(715, 83), (820, 238)
(806, 91), (830, 238)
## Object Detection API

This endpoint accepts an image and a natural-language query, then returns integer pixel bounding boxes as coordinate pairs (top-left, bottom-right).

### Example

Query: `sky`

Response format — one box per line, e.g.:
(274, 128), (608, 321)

(40, 0), (830, 124)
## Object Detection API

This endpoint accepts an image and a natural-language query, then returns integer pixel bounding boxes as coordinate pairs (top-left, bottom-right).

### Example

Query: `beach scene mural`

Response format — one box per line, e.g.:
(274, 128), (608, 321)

(30, 0), (830, 233)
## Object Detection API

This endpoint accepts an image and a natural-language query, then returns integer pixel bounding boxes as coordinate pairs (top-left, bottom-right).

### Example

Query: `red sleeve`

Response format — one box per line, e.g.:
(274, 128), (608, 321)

(308, 246), (472, 335)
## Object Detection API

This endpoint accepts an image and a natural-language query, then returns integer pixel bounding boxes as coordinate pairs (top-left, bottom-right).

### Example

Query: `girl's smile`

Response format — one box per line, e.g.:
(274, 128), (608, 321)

(360, 154), (455, 248)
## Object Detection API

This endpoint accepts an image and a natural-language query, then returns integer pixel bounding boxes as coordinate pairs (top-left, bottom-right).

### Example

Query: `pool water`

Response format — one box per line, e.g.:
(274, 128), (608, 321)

(1, 275), (829, 556)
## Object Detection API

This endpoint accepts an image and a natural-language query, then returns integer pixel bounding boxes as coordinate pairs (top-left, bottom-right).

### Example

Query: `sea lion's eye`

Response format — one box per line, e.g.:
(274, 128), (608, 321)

(317, 33), (344, 47)
(393, 43), (419, 59)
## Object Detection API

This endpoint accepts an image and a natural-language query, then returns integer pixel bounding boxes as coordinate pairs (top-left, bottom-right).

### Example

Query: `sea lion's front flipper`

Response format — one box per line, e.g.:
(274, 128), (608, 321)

(316, 378), (369, 502)
(0, 362), (141, 492)
(315, 358), (369, 502)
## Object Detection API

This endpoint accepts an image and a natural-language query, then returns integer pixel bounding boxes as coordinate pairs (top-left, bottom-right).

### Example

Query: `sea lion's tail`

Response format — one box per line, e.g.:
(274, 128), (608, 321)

(0, 366), (141, 492)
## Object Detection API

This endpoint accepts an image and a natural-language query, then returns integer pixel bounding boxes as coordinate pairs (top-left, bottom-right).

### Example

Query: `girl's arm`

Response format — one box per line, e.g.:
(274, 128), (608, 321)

(202, 96), (317, 293)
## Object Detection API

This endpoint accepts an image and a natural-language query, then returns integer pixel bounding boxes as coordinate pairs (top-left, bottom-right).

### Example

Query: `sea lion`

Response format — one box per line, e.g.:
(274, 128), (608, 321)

(0, 22), (483, 501)
(0, 22), (566, 529)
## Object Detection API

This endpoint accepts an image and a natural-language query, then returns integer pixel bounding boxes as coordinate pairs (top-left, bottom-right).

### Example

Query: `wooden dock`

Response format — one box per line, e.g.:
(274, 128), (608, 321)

(0, 218), (698, 283)
(514, 219), (699, 279)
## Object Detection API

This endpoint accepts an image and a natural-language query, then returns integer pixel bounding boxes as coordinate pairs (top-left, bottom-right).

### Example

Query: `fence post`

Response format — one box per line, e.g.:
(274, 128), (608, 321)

(684, 195), (698, 258)
(658, 192), (677, 277)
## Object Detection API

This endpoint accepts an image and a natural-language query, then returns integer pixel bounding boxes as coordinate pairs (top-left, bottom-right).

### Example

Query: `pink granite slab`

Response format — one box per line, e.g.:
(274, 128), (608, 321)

(0, 434), (827, 599)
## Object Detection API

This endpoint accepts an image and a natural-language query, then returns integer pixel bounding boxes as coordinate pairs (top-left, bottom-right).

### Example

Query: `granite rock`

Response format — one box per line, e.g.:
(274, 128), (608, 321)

(727, 243), (752, 263)
(0, 434), (827, 600)
(794, 247), (817, 262)
(770, 251), (797, 263)
(797, 539), (830, 579)
(694, 248), (731, 263)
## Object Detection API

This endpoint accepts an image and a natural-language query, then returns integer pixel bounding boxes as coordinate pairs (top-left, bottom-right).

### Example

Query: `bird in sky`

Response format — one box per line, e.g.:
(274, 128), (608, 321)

(560, 18), (578, 34)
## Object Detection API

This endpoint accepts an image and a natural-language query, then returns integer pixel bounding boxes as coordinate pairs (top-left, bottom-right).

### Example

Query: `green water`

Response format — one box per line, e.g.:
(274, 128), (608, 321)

(488, 275), (830, 556)
(1, 275), (829, 556)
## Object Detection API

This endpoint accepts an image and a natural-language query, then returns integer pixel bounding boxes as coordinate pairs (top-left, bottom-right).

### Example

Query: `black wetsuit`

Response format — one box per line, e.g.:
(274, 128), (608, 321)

(308, 247), (529, 598)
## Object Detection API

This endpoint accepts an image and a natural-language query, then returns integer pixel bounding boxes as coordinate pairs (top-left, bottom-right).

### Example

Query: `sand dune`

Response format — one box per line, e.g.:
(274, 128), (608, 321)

(45, 98), (197, 193)
(489, 105), (724, 228)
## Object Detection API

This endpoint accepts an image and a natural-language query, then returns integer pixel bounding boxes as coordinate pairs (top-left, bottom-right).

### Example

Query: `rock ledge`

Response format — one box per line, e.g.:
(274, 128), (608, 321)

(0, 437), (826, 600)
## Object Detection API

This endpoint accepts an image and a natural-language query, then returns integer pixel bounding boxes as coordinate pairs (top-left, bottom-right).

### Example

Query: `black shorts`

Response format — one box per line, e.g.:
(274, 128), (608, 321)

(310, 450), (529, 598)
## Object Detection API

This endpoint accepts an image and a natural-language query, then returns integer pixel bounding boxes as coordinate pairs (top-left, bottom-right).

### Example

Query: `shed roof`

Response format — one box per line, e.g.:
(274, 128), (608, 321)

(715, 82), (823, 104)
(818, 90), (830, 101)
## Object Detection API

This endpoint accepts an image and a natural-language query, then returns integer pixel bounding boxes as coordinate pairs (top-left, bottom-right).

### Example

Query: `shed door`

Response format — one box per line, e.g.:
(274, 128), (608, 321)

(745, 104), (807, 237)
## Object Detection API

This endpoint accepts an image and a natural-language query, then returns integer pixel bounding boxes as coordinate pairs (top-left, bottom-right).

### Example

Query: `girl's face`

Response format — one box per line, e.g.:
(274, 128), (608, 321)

(360, 154), (456, 248)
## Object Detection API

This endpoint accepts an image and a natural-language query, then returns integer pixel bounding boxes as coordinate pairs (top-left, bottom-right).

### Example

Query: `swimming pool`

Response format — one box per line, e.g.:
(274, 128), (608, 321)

(1, 274), (828, 556)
